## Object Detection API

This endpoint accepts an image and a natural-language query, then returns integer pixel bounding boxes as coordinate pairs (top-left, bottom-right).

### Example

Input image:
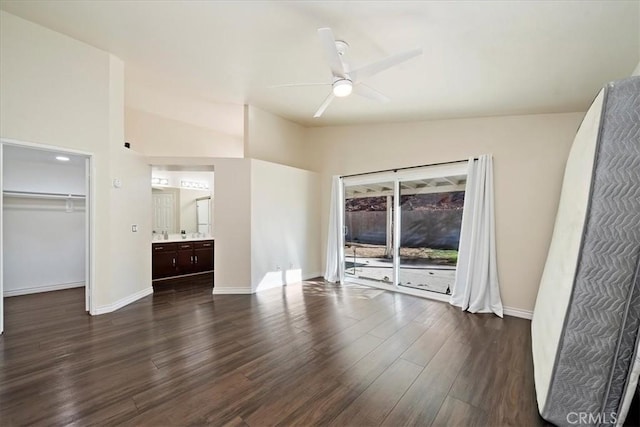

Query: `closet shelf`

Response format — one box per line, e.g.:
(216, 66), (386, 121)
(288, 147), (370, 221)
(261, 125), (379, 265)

(2, 190), (86, 200)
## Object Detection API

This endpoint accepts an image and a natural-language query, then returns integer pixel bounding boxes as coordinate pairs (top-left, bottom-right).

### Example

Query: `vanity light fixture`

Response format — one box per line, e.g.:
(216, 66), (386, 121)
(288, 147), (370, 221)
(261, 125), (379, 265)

(151, 177), (169, 186)
(181, 180), (209, 190)
(56, 156), (70, 162)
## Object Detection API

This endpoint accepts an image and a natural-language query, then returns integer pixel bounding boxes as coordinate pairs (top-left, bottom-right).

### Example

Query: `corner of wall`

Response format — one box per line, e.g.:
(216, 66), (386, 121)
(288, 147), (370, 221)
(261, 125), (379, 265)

(243, 105), (312, 171)
(243, 104), (251, 158)
(107, 54), (153, 307)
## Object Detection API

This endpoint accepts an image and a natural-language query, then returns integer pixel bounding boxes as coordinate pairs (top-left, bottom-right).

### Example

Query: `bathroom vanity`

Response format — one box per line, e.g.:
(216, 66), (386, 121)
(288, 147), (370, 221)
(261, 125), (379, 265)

(152, 237), (214, 280)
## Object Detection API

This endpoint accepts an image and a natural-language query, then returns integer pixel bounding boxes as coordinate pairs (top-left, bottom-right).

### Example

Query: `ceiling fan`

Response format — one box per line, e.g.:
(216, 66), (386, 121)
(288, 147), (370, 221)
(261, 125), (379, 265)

(273, 28), (422, 118)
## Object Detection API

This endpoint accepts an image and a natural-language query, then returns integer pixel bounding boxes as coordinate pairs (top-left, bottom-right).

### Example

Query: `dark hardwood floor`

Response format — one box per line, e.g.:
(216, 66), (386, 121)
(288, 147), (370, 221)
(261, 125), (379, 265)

(1, 275), (547, 426)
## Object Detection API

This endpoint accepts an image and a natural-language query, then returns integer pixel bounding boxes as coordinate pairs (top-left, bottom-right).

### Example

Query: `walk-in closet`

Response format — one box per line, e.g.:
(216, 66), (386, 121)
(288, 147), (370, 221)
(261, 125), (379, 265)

(1, 144), (90, 327)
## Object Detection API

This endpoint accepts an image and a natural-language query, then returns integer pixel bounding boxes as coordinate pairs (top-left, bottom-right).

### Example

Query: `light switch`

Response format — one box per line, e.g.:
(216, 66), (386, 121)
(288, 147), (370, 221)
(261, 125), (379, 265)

(132, 225), (138, 232)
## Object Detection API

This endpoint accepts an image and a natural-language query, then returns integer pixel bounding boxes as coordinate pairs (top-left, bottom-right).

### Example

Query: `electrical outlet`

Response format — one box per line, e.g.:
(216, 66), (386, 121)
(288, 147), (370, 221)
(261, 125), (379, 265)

(276, 265), (281, 270)
(132, 225), (138, 232)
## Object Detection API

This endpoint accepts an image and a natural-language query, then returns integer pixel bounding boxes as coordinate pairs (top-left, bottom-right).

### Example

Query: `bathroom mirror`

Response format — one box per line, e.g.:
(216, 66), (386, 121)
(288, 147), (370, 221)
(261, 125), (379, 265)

(152, 187), (212, 235)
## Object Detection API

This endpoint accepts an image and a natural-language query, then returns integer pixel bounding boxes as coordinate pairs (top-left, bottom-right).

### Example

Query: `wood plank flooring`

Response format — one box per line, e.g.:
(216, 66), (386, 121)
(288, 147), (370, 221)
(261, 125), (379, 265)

(1, 275), (548, 426)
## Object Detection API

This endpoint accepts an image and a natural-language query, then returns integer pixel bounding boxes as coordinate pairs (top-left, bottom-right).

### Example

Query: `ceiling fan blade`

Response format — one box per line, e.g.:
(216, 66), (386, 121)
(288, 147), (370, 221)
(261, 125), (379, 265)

(268, 83), (330, 88)
(313, 92), (335, 118)
(351, 47), (422, 81)
(317, 28), (346, 78)
(353, 83), (390, 102)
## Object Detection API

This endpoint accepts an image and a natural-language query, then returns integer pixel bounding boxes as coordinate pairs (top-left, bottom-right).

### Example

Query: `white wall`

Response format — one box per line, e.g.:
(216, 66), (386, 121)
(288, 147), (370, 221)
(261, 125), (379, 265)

(3, 198), (85, 296)
(307, 112), (585, 313)
(213, 159), (252, 292)
(126, 108), (243, 158)
(108, 146), (152, 306)
(250, 159), (321, 291)
(0, 11), (151, 313)
(244, 105), (311, 170)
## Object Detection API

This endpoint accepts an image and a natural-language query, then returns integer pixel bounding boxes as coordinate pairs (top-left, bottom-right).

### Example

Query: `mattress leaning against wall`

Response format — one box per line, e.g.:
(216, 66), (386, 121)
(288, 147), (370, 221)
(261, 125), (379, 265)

(531, 76), (640, 427)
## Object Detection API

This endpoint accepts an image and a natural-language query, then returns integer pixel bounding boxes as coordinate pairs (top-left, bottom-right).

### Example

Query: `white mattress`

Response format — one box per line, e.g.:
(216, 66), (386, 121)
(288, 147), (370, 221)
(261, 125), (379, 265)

(531, 89), (604, 408)
(531, 77), (640, 426)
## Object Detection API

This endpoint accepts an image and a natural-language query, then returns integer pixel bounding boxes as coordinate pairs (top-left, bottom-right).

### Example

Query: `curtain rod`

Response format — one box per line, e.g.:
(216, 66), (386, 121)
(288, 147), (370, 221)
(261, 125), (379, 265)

(340, 157), (477, 179)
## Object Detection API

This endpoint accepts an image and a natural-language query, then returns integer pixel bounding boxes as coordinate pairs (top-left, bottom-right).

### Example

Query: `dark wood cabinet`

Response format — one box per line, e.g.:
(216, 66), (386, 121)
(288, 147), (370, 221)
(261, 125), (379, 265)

(194, 241), (214, 272)
(152, 240), (214, 280)
(152, 243), (178, 280)
(177, 242), (195, 274)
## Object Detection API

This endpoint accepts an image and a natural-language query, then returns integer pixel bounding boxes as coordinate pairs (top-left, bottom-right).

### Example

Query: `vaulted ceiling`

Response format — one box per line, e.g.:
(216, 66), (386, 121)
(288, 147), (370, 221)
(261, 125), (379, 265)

(1, 1), (638, 131)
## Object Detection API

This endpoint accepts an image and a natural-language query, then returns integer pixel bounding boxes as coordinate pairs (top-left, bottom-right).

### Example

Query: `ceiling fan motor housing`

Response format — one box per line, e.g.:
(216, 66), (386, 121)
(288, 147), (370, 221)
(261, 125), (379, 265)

(335, 40), (349, 56)
(333, 78), (353, 97)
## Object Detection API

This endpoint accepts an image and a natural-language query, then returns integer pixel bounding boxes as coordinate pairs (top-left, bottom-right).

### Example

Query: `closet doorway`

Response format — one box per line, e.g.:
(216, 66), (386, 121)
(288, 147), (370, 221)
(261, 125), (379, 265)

(0, 141), (93, 334)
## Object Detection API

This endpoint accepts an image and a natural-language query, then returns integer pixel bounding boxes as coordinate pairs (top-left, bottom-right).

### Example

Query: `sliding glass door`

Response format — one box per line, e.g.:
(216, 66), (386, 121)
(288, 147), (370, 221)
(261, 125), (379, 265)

(343, 181), (394, 284)
(341, 164), (467, 296)
(398, 178), (465, 294)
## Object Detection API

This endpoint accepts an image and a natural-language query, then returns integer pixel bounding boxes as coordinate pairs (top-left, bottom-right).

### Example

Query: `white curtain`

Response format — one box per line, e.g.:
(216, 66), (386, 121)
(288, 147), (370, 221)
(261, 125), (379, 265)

(324, 175), (344, 282)
(450, 155), (503, 317)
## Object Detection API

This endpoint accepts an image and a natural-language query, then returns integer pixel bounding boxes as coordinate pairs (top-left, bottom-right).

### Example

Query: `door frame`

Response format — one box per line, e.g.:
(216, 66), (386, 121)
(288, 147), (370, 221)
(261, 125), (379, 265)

(340, 162), (468, 301)
(0, 138), (95, 334)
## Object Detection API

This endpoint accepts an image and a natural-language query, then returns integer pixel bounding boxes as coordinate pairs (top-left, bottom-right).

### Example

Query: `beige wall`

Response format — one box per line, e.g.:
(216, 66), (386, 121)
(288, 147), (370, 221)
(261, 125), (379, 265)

(307, 112), (585, 312)
(126, 108), (243, 158)
(0, 11), (151, 312)
(250, 159), (321, 291)
(633, 61), (640, 76)
(244, 105), (311, 170)
(212, 159), (252, 291)
(109, 146), (152, 305)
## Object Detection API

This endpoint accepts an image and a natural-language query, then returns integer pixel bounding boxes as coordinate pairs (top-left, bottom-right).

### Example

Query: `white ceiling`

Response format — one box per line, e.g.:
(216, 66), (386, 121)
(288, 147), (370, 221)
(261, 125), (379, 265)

(3, 144), (87, 168)
(1, 1), (638, 130)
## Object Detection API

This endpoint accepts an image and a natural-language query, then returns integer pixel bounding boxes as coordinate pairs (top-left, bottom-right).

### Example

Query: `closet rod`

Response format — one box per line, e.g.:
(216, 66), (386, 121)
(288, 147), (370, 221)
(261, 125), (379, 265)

(2, 190), (85, 199)
(340, 157), (477, 179)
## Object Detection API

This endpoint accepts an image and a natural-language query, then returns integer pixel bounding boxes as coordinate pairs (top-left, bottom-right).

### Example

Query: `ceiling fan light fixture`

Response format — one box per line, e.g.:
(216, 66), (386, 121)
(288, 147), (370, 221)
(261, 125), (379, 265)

(333, 79), (353, 97)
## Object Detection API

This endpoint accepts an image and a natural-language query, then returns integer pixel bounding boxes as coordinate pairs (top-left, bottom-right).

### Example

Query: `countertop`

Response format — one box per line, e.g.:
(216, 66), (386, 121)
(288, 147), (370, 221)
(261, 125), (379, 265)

(152, 235), (214, 244)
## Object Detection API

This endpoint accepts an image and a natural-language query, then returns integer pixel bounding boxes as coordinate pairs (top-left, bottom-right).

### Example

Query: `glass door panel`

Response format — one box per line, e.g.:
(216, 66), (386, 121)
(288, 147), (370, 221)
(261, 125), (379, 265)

(343, 181), (395, 284)
(398, 178), (465, 294)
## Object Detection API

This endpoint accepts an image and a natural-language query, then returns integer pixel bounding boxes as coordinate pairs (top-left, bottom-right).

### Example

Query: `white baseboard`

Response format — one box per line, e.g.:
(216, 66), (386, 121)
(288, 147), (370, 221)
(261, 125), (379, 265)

(4, 281), (84, 297)
(503, 306), (533, 320)
(212, 286), (253, 295)
(92, 286), (153, 315)
(302, 272), (322, 280)
(342, 277), (533, 320)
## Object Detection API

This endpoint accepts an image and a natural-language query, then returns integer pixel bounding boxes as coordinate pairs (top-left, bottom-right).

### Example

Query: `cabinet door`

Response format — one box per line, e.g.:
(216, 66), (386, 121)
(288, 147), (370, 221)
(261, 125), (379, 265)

(152, 251), (177, 279)
(194, 247), (214, 273)
(176, 243), (194, 274)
